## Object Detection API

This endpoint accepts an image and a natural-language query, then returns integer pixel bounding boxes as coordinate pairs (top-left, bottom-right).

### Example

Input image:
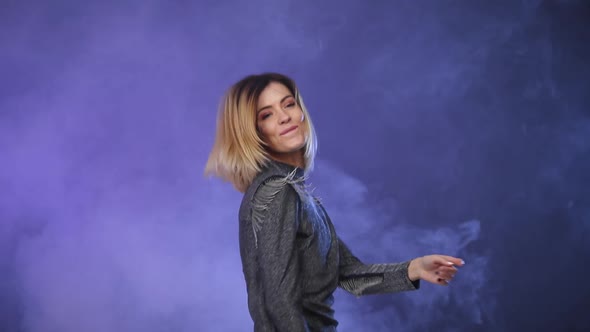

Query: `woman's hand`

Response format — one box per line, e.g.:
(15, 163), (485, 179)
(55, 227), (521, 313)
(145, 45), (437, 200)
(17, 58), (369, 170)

(408, 255), (465, 286)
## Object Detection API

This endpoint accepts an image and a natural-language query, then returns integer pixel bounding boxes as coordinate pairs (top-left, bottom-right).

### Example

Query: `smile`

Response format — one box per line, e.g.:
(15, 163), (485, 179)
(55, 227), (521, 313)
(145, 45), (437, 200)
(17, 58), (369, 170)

(280, 125), (298, 135)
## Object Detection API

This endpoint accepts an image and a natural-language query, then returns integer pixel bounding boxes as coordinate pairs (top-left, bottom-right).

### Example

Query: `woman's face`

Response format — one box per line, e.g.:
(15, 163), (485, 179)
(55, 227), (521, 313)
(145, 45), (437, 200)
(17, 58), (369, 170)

(256, 82), (307, 162)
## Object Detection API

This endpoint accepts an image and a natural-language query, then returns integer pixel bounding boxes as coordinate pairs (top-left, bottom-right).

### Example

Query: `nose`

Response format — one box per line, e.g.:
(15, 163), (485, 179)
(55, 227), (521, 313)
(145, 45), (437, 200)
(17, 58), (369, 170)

(278, 108), (291, 124)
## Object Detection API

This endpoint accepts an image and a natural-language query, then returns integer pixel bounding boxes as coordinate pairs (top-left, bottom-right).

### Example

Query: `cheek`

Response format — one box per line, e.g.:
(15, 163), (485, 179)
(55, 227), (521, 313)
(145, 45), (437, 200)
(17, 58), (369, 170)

(257, 123), (275, 142)
(298, 113), (308, 132)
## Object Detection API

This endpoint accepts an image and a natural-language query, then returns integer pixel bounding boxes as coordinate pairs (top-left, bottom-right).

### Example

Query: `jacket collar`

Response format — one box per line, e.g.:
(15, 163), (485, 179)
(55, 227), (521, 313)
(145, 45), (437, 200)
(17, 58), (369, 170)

(264, 158), (305, 180)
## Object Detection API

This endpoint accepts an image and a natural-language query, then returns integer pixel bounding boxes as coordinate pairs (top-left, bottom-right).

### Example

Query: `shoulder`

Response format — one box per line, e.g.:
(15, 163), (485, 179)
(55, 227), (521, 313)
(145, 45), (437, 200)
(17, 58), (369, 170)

(250, 174), (299, 211)
(240, 167), (300, 214)
(244, 173), (302, 247)
(245, 162), (301, 199)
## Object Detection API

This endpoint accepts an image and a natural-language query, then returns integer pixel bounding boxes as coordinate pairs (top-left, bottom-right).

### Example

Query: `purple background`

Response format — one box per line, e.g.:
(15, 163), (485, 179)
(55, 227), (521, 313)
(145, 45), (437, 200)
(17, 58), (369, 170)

(1, 0), (589, 331)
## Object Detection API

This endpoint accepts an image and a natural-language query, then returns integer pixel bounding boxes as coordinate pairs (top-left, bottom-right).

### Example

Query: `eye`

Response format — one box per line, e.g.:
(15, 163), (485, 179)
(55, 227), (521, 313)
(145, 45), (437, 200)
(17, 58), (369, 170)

(260, 113), (271, 120)
(284, 102), (296, 108)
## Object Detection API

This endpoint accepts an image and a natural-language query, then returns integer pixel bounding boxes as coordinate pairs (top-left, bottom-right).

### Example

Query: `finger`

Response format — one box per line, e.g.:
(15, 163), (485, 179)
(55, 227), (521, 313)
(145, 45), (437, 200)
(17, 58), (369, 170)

(425, 273), (451, 286)
(435, 271), (455, 279)
(436, 266), (458, 273)
(440, 272), (456, 281)
(433, 256), (458, 267)
(440, 255), (465, 266)
(434, 270), (455, 279)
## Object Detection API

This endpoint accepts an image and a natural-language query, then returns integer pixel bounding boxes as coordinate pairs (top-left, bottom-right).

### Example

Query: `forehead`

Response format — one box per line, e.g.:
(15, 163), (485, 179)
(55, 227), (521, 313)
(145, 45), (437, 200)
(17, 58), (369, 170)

(257, 82), (292, 106)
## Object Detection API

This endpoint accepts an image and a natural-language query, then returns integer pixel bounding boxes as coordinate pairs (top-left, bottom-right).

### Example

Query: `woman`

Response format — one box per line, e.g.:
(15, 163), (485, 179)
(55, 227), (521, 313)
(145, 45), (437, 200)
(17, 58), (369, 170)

(205, 73), (464, 331)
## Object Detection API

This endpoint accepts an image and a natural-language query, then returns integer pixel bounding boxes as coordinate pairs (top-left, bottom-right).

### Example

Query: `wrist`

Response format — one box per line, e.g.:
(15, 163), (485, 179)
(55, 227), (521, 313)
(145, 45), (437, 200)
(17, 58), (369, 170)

(408, 257), (422, 281)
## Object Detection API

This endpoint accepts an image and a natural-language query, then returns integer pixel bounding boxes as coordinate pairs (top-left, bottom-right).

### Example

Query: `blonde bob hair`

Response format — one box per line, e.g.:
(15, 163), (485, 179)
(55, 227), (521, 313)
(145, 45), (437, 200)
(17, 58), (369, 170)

(204, 73), (318, 192)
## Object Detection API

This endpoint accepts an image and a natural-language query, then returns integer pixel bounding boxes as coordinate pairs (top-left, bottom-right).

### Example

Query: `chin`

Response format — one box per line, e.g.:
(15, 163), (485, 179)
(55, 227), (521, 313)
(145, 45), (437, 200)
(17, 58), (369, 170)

(277, 142), (305, 154)
(290, 139), (307, 152)
(270, 134), (306, 153)
(280, 137), (305, 149)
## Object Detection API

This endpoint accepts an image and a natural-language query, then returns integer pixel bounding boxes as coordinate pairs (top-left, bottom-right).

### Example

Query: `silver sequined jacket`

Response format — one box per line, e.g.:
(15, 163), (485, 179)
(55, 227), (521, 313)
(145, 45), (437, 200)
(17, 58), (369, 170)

(238, 159), (420, 331)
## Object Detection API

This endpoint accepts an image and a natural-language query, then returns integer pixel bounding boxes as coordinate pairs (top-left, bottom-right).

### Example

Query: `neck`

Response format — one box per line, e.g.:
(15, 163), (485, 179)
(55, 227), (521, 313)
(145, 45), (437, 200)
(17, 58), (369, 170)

(269, 151), (305, 169)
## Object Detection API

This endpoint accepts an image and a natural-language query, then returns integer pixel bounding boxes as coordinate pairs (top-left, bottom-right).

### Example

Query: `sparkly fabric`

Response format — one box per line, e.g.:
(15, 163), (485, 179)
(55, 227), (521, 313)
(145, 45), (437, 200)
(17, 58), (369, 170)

(238, 159), (420, 331)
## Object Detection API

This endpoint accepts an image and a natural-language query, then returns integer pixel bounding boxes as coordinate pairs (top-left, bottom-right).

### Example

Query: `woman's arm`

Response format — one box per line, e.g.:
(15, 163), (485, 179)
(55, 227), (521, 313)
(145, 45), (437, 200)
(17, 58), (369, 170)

(250, 176), (308, 331)
(337, 238), (420, 297)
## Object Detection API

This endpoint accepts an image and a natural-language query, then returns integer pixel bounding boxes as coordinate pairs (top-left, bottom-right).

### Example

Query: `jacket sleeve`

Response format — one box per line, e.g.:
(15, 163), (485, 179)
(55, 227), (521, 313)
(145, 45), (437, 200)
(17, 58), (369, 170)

(250, 176), (309, 332)
(337, 237), (420, 297)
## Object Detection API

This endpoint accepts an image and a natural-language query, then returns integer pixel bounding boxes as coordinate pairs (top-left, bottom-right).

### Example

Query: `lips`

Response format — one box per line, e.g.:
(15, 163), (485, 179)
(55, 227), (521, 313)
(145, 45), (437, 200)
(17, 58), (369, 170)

(280, 125), (298, 135)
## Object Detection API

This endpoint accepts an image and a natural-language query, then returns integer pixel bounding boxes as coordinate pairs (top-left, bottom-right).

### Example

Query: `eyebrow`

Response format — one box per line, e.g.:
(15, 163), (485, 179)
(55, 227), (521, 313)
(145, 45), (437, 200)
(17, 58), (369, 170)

(257, 95), (293, 114)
